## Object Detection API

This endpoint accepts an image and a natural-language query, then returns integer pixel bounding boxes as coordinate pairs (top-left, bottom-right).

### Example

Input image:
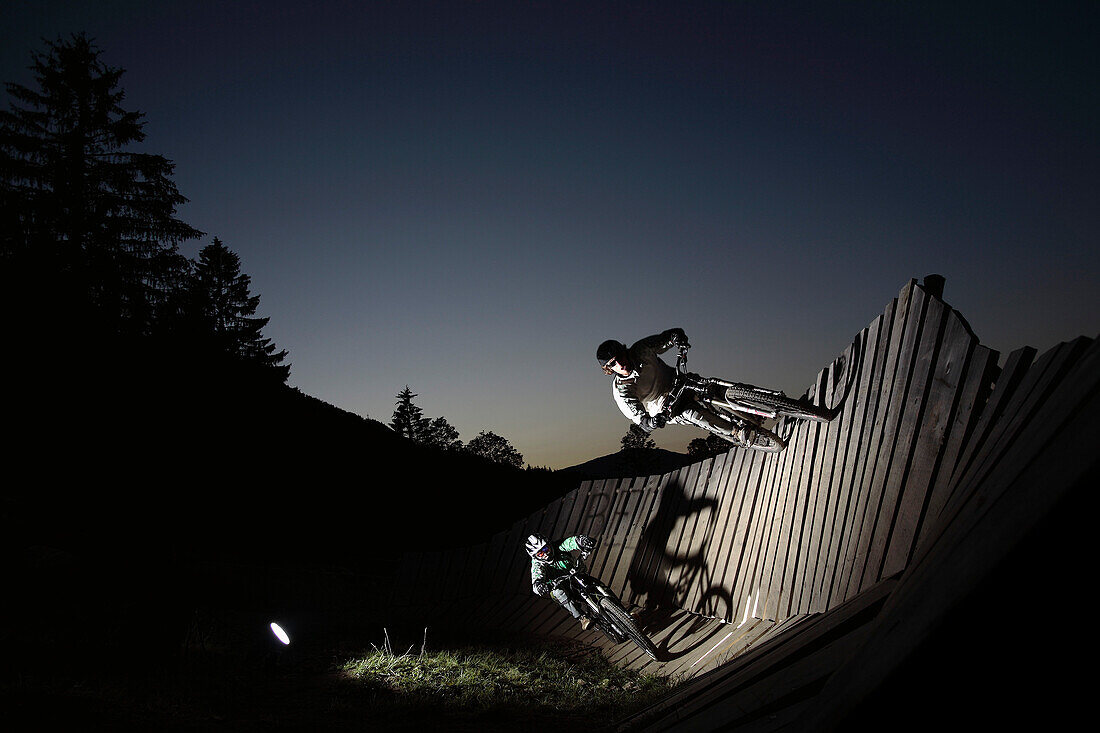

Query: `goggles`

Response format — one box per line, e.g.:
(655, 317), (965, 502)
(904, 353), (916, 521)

(535, 545), (552, 560)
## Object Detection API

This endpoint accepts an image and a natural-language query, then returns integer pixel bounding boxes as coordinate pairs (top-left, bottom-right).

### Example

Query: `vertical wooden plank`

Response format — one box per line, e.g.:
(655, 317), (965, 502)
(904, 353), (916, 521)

(938, 338), (1089, 523)
(557, 478), (599, 540)
(800, 356), (848, 613)
(651, 461), (703, 604)
(626, 467), (688, 607)
(850, 283), (929, 594)
(830, 290), (904, 606)
(770, 416), (814, 616)
(881, 305), (977, 577)
(787, 367), (833, 615)
(789, 372), (832, 614)
(942, 346), (1036, 500)
(600, 476), (648, 595)
(918, 341), (997, 547)
(722, 450), (769, 622)
(579, 477), (619, 539)
(860, 293), (947, 585)
(608, 473), (662, 598)
(837, 281), (917, 602)
(734, 441), (785, 622)
(948, 341), (1078, 496)
(661, 459), (717, 611)
(810, 321), (879, 613)
(456, 532), (501, 606)
(681, 452), (729, 615)
(737, 439), (787, 620)
(583, 478), (630, 580)
(708, 449), (760, 621)
(617, 472), (668, 602)
(686, 450), (743, 619)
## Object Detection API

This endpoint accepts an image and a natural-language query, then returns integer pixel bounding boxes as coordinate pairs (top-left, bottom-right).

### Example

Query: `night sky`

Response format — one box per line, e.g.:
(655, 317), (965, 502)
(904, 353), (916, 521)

(3, 1), (1096, 469)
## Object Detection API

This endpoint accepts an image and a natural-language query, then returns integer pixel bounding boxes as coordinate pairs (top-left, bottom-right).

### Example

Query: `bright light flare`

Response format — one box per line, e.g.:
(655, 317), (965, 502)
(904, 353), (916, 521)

(270, 622), (291, 645)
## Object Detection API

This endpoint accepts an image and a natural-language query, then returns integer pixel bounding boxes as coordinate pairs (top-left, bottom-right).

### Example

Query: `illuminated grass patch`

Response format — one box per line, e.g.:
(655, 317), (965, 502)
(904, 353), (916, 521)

(340, 640), (677, 718)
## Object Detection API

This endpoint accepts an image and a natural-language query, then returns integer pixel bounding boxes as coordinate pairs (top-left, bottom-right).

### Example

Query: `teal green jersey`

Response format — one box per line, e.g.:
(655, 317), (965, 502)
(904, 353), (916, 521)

(530, 535), (585, 591)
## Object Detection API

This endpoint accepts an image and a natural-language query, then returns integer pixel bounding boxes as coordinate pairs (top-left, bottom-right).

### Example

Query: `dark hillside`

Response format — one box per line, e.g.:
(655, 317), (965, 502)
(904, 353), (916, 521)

(4, 340), (578, 567)
(2, 335), (580, 677)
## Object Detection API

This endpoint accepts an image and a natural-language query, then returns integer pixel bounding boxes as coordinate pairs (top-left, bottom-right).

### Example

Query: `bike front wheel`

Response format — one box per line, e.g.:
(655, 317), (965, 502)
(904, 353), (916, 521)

(599, 597), (659, 661)
(724, 385), (832, 423)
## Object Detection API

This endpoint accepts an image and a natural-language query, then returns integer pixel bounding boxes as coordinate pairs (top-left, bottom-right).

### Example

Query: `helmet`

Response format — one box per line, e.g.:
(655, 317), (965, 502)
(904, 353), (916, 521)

(597, 340), (628, 369)
(525, 533), (552, 560)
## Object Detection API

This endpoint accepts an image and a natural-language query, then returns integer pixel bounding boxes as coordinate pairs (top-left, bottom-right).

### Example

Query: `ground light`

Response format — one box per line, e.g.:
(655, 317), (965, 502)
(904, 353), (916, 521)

(270, 622), (291, 645)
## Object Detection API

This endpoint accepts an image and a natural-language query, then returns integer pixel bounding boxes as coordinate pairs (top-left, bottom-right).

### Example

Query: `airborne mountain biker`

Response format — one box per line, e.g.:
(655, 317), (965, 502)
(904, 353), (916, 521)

(526, 532), (598, 630)
(597, 328), (753, 444)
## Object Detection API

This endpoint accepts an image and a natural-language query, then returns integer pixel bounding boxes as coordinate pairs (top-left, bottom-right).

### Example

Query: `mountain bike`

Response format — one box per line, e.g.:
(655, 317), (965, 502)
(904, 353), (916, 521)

(549, 550), (660, 661)
(659, 345), (833, 453)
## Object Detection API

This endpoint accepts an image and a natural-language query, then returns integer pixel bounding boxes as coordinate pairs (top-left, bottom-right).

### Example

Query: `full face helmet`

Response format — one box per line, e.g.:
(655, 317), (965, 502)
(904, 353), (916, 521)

(525, 533), (553, 561)
(597, 340), (630, 374)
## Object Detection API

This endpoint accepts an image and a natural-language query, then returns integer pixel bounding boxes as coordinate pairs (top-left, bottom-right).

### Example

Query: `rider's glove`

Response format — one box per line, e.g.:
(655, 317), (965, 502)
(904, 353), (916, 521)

(577, 535), (597, 552)
(670, 328), (690, 349)
(534, 581), (550, 596)
(640, 414), (667, 432)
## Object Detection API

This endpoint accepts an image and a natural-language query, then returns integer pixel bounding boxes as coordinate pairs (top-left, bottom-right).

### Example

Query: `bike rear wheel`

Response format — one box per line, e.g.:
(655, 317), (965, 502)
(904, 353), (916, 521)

(599, 597), (659, 661)
(724, 385), (832, 423)
(745, 426), (785, 452)
(706, 414), (786, 453)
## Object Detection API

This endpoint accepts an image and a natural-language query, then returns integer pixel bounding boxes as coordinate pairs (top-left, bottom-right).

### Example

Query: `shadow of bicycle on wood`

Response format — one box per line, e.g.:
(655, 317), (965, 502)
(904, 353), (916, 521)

(618, 476), (739, 662)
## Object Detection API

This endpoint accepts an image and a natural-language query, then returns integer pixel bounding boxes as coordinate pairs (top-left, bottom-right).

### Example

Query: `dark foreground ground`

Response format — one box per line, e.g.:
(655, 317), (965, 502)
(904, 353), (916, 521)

(3, 643), (667, 732)
(2, 598), (674, 732)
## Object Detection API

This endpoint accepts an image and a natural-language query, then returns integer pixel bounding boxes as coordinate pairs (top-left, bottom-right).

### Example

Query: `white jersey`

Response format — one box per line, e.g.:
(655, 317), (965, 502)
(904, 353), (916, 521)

(610, 330), (682, 425)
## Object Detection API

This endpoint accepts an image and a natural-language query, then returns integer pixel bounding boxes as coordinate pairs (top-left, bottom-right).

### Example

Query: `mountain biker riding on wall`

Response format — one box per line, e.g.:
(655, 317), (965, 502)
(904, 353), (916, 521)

(597, 328), (752, 444)
(526, 532), (598, 630)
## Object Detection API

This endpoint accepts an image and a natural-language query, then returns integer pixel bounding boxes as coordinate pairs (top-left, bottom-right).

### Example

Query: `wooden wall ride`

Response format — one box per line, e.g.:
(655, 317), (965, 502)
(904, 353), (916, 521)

(388, 278), (1097, 693)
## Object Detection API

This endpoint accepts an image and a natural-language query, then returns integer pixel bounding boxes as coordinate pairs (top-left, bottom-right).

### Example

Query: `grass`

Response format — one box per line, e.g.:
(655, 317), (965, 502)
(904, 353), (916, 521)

(339, 637), (678, 725)
(2, 619), (680, 731)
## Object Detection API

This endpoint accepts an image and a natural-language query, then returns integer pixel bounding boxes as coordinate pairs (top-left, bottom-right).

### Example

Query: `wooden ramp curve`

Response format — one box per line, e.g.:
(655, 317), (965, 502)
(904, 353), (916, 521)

(388, 277), (1098, 729)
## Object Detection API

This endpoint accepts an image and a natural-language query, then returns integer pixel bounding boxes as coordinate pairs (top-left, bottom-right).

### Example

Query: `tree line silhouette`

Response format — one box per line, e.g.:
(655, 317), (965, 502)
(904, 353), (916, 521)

(390, 386), (527, 469)
(1, 34), (574, 568)
(1, 34), (287, 383)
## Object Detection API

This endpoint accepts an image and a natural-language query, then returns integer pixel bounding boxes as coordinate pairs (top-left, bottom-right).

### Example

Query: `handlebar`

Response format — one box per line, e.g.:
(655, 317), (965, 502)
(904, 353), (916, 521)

(675, 344), (689, 373)
(656, 345), (694, 423)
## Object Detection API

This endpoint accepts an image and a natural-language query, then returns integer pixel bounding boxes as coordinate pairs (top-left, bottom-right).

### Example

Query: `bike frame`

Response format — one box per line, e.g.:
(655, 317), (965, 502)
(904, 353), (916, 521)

(550, 556), (627, 637)
(667, 347), (783, 421)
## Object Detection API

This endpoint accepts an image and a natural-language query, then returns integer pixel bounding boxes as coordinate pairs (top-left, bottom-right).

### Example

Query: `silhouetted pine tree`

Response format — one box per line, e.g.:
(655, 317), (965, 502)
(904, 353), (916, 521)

(0, 33), (201, 337)
(390, 386), (427, 440)
(189, 237), (289, 381)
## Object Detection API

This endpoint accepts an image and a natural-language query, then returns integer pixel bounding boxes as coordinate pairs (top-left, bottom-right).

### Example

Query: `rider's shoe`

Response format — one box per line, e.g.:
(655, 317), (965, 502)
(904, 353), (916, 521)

(579, 615), (592, 631)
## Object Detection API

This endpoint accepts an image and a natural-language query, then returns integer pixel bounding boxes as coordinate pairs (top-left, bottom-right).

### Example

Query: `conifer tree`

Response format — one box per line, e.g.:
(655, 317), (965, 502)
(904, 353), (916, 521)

(0, 34), (201, 335)
(390, 386), (427, 440)
(190, 237), (289, 381)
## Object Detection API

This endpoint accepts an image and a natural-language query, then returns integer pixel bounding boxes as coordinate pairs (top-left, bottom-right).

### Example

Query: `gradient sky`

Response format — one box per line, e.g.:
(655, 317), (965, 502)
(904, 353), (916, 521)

(3, 1), (1097, 468)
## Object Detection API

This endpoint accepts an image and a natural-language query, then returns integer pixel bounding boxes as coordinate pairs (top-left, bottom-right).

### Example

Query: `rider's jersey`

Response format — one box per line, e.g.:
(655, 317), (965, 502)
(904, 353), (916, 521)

(530, 535), (587, 593)
(611, 329), (683, 425)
